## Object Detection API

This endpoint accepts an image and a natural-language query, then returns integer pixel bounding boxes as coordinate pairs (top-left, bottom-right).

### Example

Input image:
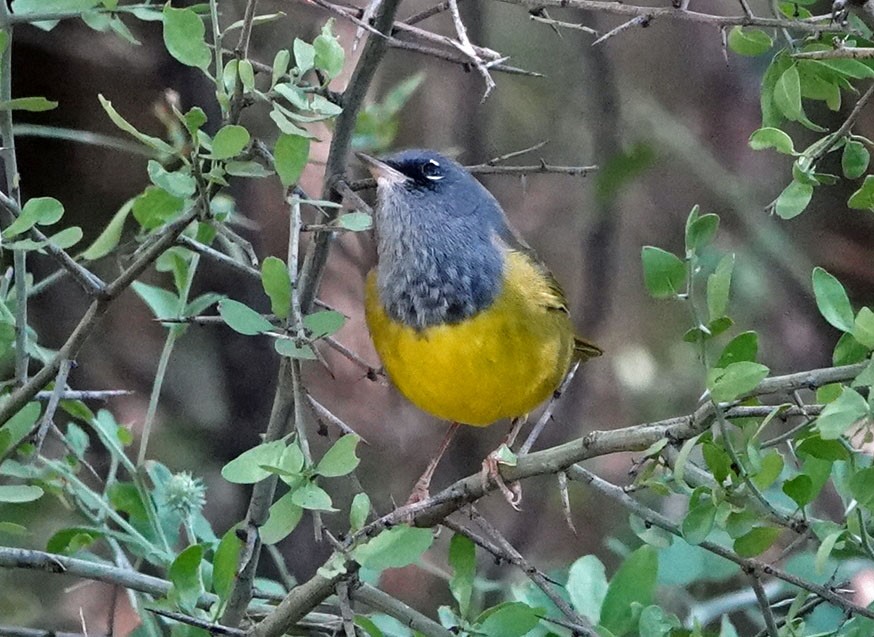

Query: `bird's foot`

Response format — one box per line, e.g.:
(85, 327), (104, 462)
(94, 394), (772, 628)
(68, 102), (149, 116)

(481, 443), (522, 510)
(405, 474), (432, 507)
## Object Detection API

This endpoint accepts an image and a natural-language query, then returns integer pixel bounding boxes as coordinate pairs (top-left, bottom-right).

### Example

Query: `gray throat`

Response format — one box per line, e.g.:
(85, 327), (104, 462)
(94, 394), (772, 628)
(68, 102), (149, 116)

(375, 187), (503, 329)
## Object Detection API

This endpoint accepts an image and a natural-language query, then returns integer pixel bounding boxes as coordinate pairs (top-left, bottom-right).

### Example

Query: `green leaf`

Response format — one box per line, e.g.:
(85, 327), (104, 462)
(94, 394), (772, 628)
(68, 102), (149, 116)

(816, 387), (869, 439)
(82, 198), (133, 260)
(774, 64), (802, 121)
(682, 499), (716, 545)
(290, 481), (335, 511)
(352, 526), (434, 570)
(304, 310), (345, 339)
(850, 466), (874, 508)
(638, 605), (681, 637)
(567, 554), (608, 624)
(716, 331), (758, 367)
(337, 211), (373, 231)
(260, 491), (304, 544)
(349, 492), (370, 531)
(218, 299), (273, 335)
(775, 180), (813, 219)
(812, 267), (854, 332)
(132, 186), (185, 230)
(761, 53), (792, 128)
(261, 257), (291, 320)
(707, 253), (735, 319)
(221, 440), (286, 483)
(733, 526), (781, 557)
(46, 527), (101, 554)
(853, 307), (874, 349)
(168, 544), (205, 613)
(148, 160), (196, 198)
(98, 94), (174, 154)
(727, 27), (772, 56)
(641, 246), (686, 299)
(749, 127), (796, 155)
(813, 58), (874, 80)
(796, 434), (850, 461)
(274, 134), (310, 187)
(213, 527), (243, 603)
(685, 212), (719, 254)
(751, 450), (784, 491)
(274, 338), (316, 359)
(600, 545), (658, 636)
(162, 4), (211, 70)
(47, 226), (83, 250)
(225, 161), (273, 178)
(3, 196), (65, 238)
(183, 107), (207, 138)
(477, 602), (540, 637)
(211, 125), (250, 160)
(449, 533), (475, 618)
(313, 20), (345, 79)
(0, 97), (58, 112)
(843, 140), (870, 179)
(848, 175), (874, 210)
(708, 362), (769, 402)
(835, 332), (869, 365)
(271, 49), (291, 86)
(782, 474), (814, 508)
(0, 522), (29, 536)
(132, 281), (179, 320)
(0, 484), (44, 503)
(293, 38), (316, 74)
(315, 434), (360, 477)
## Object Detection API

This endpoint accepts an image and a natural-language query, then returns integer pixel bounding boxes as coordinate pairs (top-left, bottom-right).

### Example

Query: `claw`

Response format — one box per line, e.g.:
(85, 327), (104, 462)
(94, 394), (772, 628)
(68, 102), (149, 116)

(481, 448), (523, 510)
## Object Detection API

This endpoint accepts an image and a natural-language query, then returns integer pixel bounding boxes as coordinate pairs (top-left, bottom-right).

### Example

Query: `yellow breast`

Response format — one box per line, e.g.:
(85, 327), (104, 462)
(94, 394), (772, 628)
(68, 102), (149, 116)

(364, 251), (576, 426)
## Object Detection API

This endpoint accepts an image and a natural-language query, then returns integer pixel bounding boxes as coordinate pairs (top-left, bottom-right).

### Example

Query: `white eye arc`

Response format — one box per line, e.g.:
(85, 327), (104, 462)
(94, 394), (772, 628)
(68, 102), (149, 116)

(423, 159), (444, 181)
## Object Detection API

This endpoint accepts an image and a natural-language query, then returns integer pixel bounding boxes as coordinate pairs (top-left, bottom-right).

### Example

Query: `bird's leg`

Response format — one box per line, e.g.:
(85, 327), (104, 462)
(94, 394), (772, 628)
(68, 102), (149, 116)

(406, 421), (461, 505)
(481, 417), (526, 510)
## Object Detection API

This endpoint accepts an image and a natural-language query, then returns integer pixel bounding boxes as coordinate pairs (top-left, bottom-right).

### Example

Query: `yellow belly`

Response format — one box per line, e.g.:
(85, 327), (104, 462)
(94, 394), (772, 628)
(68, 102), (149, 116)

(364, 251), (575, 426)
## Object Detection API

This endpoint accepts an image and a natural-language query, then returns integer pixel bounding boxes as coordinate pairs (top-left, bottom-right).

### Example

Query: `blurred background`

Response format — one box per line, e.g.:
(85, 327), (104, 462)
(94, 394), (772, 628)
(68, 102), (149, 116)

(6, 0), (874, 632)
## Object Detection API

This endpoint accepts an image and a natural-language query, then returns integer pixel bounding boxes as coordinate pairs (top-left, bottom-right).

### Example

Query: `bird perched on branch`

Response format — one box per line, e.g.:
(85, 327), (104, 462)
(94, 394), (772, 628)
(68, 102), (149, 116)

(357, 149), (601, 507)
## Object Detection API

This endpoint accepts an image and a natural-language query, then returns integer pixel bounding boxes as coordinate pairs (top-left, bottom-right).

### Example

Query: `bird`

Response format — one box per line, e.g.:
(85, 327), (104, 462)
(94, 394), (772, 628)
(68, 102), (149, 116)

(357, 149), (602, 506)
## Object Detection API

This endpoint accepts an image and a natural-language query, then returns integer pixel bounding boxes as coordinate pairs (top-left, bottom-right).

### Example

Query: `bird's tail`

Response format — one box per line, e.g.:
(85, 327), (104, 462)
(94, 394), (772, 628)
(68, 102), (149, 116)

(573, 336), (603, 363)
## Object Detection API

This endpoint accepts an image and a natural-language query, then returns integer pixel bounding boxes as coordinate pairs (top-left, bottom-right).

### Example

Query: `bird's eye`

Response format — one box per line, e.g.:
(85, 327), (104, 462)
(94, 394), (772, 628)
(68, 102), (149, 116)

(422, 159), (443, 181)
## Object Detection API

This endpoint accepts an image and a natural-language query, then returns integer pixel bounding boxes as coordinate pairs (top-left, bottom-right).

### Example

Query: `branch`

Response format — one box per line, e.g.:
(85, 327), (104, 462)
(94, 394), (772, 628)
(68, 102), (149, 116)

(0, 210), (200, 427)
(245, 363), (863, 628)
(493, 0), (853, 33)
(566, 465), (874, 622)
(351, 583), (452, 637)
(793, 47), (874, 59)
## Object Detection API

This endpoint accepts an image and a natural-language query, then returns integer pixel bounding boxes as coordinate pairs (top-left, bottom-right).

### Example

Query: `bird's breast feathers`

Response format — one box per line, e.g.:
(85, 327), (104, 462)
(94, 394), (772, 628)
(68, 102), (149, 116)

(365, 249), (576, 425)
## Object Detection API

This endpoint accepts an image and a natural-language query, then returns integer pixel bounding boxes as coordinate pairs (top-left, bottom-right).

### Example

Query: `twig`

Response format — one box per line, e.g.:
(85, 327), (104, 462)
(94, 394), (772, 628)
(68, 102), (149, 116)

(492, 0), (854, 33)
(484, 141), (549, 164)
(566, 465), (874, 622)
(0, 209), (200, 427)
(32, 358), (72, 457)
(347, 161), (598, 191)
(216, 222), (259, 268)
(34, 389), (133, 402)
(0, 628), (105, 637)
(592, 15), (651, 45)
(297, 0), (403, 313)
(307, 394), (370, 442)
(177, 234), (262, 280)
(403, 0), (459, 24)
(0, 191), (106, 296)
(228, 0), (259, 124)
(749, 571), (780, 637)
(529, 13), (599, 36)
(446, 0), (495, 100)
(454, 508), (597, 636)
(322, 336), (382, 380)
(519, 360), (579, 454)
(146, 608), (247, 636)
(793, 47), (874, 59)
(351, 583), (452, 637)
(335, 581), (357, 637)
(807, 82), (874, 164)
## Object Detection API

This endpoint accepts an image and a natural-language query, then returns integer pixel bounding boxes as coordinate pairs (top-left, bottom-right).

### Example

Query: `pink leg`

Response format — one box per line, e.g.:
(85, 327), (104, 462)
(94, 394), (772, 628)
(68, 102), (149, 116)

(407, 422), (461, 505)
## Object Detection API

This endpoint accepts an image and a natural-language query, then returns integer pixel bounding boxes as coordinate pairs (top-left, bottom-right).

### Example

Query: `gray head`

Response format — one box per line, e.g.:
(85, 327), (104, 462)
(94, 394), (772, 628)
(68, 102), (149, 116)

(357, 149), (508, 329)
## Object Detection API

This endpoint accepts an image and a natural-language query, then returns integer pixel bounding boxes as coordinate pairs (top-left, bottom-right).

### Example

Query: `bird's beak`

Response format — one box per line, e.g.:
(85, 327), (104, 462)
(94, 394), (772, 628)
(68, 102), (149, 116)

(355, 152), (407, 185)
